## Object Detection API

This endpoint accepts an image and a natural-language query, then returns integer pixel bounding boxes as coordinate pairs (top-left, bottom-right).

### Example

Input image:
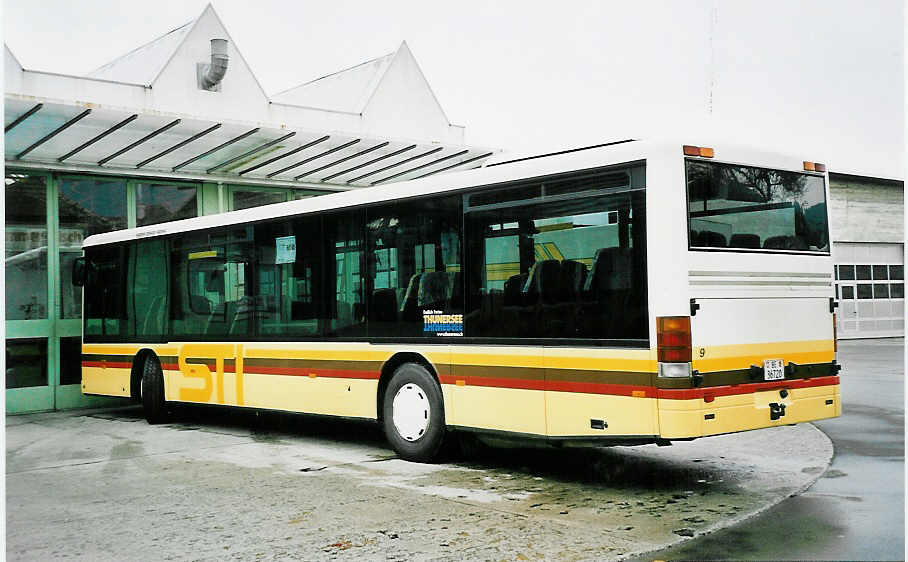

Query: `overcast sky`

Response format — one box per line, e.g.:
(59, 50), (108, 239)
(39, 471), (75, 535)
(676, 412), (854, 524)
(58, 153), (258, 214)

(4, 0), (904, 178)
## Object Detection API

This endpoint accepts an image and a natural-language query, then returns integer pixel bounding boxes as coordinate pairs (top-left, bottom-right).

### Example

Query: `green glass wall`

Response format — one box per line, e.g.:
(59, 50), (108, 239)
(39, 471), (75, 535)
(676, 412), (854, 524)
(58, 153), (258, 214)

(5, 171), (311, 414)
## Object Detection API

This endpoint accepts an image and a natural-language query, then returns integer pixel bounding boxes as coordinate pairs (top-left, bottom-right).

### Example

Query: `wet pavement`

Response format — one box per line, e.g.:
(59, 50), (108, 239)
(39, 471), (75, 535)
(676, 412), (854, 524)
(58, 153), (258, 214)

(7, 390), (833, 560)
(635, 338), (905, 561)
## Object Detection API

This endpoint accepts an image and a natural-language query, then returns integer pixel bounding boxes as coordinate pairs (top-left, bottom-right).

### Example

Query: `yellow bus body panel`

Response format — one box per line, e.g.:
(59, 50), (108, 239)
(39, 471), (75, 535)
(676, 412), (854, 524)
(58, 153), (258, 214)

(82, 366), (131, 397)
(658, 383), (840, 439)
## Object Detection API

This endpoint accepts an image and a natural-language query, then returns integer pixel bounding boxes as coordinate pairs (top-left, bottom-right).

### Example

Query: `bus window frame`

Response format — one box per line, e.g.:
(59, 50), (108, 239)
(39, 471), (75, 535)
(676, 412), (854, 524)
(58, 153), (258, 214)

(684, 158), (831, 256)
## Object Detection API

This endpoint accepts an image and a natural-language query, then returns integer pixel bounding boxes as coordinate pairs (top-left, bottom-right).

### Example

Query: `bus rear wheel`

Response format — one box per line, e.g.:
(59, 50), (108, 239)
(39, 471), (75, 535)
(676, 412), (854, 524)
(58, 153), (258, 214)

(382, 363), (446, 462)
(140, 355), (170, 424)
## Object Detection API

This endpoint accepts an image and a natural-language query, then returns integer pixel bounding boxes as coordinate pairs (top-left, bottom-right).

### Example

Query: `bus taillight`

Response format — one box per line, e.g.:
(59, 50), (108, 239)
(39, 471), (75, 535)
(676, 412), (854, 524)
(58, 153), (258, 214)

(657, 316), (692, 378)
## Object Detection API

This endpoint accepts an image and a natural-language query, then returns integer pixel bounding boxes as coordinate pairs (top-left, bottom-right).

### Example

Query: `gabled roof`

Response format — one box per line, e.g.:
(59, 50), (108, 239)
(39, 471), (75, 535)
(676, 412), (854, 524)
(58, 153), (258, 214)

(270, 51), (395, 114)
(88, 20), (193, 86)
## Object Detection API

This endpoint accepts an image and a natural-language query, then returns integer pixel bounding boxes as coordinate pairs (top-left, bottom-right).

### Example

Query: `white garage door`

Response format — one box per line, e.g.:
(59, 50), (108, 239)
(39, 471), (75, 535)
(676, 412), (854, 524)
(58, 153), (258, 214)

(834, 242), (904, 339)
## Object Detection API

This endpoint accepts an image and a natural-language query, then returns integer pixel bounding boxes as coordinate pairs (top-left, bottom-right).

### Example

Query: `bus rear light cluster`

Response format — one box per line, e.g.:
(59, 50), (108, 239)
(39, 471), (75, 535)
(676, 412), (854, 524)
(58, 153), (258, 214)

(804, 161), (826, 172)
(657, 316), (692, 362)
(657, 316), (693, 378)
(683, 145), (714, 158)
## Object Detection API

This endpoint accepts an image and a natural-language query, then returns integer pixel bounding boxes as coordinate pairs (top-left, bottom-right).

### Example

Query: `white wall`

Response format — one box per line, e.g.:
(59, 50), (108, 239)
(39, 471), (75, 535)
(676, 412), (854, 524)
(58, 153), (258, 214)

(829, 175), (904, 244)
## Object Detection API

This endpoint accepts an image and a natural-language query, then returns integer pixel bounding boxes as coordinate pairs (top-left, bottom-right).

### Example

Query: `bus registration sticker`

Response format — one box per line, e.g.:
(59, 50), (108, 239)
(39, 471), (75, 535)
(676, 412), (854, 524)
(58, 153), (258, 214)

(763, 359), (784, 381)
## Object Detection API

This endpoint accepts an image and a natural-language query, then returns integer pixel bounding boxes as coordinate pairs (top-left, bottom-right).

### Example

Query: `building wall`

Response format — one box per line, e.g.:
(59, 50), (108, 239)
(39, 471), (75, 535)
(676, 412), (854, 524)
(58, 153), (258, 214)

(829, 173), (905, 339)
(829, 174), (904, 243)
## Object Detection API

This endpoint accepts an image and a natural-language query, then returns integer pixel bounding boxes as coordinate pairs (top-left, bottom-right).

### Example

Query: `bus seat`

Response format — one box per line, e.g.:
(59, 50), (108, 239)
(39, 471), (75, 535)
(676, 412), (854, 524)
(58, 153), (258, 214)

(418, 271), (452, 309)
(763, 235), (808, 250)
(730, 233), (761, 248)
(583, 248), (632, 295)
(503, 274), (527, 306)
(400, 273), (423, 321)
(702, 231), (727, 247)
(522, 260), (560, 305)
(189, 295), (211, 315)
(559, 260), (588, 302)
(370, 288), (397, 322)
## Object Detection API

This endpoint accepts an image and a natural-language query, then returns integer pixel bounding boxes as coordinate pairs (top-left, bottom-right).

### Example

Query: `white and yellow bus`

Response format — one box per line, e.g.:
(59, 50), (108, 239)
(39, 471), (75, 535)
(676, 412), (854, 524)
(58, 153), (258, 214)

(75, 140), (841, 462)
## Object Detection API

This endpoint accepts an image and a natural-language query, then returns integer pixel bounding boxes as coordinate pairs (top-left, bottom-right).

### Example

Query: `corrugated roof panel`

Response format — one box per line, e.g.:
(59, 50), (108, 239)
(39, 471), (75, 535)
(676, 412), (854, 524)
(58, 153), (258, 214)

(270, 53), (394, 113)
(88, 21), (193, 85)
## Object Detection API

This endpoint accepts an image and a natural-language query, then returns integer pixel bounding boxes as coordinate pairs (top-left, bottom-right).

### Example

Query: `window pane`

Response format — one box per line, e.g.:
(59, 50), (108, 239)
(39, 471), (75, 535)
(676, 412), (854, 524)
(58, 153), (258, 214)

(169, 228), (254, 339)
(325, 211), (366, 337)
(6, 338), (48, 388)
(466, 184), (648, 340)
(366, 196), (463, 338)
(127, 240), (169, 339)
(873, 265), (888, 280)
(856, 284), (873, 299)
(6, 173), (48, 320)
(890, 265), (904, 280)
(856, 265), (871, 280)
(254, 216), (323, 338)
(136, 183), (198, 227)
(292, 190), (322, 201)
(83, 246), (125, 339)
(60, 337), (82, 385)
(838, 265), (855, 280)
(233, 190), (286, 211)
(874, 283), (890, 299)
(687, 161), (829, 252)
(841, 286), (854, 299)
(891, 283), (904, 298)
(59, 177), (128, 319)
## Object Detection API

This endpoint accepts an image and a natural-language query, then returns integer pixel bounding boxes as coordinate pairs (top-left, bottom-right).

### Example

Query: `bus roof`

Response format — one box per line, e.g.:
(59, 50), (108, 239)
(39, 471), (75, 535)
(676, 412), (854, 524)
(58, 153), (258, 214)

(82, 139), (820, 248)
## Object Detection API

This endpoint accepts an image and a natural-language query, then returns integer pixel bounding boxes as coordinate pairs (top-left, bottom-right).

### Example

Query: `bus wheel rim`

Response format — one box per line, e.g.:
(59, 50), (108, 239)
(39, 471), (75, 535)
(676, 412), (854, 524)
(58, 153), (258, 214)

(392, 383), (431, 442)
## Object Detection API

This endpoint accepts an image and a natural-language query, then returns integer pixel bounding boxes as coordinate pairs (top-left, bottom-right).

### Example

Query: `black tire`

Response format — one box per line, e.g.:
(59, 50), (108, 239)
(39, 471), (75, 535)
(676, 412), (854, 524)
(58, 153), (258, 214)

(141, 355), (170, 424)
(382, 363), (446, 462)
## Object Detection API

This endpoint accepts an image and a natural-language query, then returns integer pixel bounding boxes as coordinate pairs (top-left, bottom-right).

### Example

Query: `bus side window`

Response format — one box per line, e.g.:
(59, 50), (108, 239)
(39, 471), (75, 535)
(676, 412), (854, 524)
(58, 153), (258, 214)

(365, 195), (463, 338)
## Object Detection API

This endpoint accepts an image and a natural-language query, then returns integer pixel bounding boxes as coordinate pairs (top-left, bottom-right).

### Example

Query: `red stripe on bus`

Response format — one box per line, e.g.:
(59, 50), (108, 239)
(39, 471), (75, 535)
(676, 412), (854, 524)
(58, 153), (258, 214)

(655, 376), (840, 400)
(243, 366), (381, 380)
(439, 374), (840, 399)
(82, 361), (132, 369)
(159, 362), (380, 381)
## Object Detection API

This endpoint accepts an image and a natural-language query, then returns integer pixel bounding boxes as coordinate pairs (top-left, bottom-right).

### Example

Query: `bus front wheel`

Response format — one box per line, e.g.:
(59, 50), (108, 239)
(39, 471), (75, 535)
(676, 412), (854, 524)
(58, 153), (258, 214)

(382, 363), (446, 462)
(141, 355), (170, 424)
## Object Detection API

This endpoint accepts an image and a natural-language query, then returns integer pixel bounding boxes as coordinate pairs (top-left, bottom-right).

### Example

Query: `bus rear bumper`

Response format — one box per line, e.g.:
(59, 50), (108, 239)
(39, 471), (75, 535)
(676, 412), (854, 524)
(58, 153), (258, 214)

(657, 382), (841, 439)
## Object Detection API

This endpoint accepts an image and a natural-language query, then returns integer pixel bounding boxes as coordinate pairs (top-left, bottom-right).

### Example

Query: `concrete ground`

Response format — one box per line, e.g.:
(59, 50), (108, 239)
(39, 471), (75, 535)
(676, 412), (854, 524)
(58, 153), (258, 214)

(635, 338), (905, 561)
(8, 390), (834, 560)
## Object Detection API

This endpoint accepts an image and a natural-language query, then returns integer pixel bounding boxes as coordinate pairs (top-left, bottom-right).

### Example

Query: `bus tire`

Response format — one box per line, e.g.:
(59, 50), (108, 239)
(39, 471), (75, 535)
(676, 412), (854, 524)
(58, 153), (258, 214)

(141, 355), (170, 424)
(382, 363), (446, 462)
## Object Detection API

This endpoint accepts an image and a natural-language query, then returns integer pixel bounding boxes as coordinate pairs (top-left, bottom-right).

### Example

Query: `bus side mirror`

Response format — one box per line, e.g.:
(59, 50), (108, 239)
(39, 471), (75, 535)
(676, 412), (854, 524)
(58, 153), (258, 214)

(72, 257), (87, 287)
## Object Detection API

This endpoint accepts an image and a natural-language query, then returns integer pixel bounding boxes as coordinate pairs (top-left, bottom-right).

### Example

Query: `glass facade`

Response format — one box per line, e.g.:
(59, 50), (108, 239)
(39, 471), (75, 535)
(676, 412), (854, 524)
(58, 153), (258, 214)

(59, 177), (128, 319)
(136, 183), (198, 226)
(4, 169), (304, 413)
(6, 173), (48, 320)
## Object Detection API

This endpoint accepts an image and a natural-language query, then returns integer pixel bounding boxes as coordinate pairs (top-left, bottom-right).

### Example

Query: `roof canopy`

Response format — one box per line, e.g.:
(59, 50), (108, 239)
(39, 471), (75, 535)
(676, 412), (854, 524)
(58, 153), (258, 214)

(4, 4), (493, 189)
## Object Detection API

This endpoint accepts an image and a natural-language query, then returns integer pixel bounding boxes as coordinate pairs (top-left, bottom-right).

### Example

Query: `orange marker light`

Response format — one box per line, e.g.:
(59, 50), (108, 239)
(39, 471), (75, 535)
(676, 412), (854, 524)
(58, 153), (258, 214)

(683, 145), (714, 158)
(803, 161), (816, 171)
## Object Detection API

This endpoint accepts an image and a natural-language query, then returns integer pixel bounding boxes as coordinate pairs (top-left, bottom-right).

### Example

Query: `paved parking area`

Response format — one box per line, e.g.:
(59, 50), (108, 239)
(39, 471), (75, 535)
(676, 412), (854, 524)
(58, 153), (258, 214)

(7, 400), (832, 561)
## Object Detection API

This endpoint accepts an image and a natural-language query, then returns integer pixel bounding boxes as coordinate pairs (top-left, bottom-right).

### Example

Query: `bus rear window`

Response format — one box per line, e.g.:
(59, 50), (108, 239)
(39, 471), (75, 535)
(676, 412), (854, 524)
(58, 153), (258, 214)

(686, 160), (829, 253)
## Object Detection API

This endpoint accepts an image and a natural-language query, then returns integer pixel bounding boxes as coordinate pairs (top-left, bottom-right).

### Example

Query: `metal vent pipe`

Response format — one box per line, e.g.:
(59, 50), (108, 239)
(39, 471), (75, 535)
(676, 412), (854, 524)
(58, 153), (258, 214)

(201, 38), (229, 90)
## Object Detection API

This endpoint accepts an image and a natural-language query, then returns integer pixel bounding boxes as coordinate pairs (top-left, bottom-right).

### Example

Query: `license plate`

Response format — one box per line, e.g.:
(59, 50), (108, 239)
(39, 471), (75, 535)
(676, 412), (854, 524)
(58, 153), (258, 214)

(763, 359), (784, 381)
